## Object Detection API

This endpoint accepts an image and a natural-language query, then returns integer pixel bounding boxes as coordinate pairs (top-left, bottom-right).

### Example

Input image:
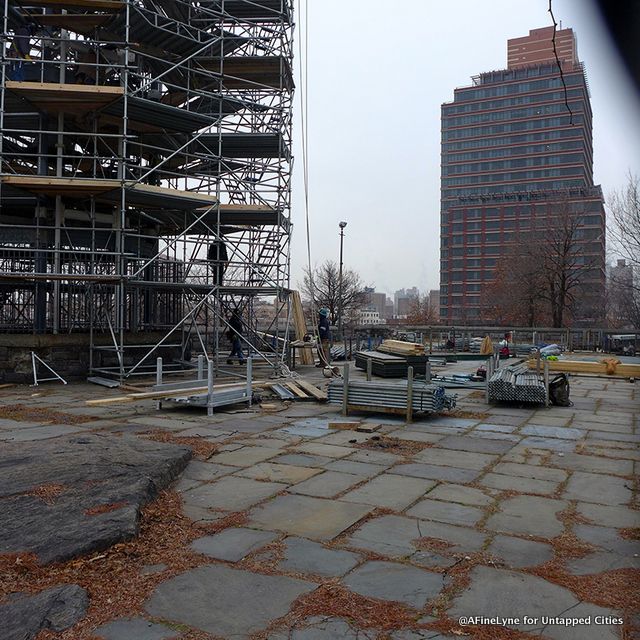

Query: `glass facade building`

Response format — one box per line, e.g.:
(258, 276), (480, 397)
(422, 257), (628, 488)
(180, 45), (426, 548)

(439, 27), (606, 324)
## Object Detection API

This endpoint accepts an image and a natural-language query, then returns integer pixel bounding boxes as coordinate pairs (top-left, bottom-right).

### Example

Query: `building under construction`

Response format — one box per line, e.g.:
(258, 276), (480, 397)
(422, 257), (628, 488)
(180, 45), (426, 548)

(0, 0), (294, 382)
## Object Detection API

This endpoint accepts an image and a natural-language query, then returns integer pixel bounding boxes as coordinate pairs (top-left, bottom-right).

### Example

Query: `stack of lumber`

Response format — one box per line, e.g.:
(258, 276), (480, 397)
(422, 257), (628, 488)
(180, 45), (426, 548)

(377, 339), (425, 356)
(355, 350), (427, 377)
(268, 379), (327, 402)
(489, 364), (546, 404)
(527, 358), (640, 377)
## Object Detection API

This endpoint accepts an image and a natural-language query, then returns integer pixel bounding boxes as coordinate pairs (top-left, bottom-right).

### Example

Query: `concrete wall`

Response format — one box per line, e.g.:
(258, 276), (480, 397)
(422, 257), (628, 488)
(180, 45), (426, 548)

(0, 333), (181, 383)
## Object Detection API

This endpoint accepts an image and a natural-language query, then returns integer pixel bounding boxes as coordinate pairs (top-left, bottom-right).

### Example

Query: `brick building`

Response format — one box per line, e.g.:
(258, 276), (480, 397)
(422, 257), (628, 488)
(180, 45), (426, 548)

(439, 27), (606, 324)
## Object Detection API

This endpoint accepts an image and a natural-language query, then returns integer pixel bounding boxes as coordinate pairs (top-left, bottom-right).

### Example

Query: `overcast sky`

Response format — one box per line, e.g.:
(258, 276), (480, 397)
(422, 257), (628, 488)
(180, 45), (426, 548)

(288, 0), (640, 299)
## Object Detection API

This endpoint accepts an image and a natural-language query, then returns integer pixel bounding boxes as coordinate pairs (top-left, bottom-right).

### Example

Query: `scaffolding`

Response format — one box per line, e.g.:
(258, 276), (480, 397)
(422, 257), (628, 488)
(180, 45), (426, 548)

(0, 0), (294, 380)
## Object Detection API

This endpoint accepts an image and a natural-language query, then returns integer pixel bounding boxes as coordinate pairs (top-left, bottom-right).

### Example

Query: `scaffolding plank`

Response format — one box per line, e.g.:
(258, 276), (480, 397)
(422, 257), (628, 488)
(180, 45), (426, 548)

(22, 13), (113, 34)
(5, 81), (124, 114)
(198, 133), (289, 159)
(1, 175), (120, 197)
(195, 56), (294, 90)
(19, 0), (124, 9)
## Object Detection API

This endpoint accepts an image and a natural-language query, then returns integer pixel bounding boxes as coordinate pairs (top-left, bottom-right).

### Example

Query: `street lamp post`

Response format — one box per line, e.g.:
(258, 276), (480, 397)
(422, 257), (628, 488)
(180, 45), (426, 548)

(337, 221), (347, 340)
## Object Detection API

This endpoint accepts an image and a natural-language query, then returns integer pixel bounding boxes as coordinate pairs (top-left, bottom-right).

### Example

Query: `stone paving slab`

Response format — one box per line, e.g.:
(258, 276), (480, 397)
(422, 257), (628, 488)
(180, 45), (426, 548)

(277, 537), (361, 577)
(573, 524), (640, 555)
(563, 471), (633, 505)
(145, 565), (315, 637)
(587, 431), (640, 443)
(415, 448), (497, 470)
(517, 436), (576, 452)
(576, 503), (640, 528)
(435, 435), (515, 454)
(0, 424), (89, 442)
(343, 561), (446, 608)
(346, 514), (423, 557)
(271, 453), (335, 468)
(486, 495), (566, 538)
(480, 472), (559, 495)
(347, 449), (402, 465)
(290, 471), (362, 498)
(448, 566), (621, 640)
(474, 422), (519, 433)
(549, 452), (634, 476)
(211, 445), (278, 467)
(521, 424), (584, 440)
(491, 462), (567, 483)
(270, 616), (375, 639)
(390, 463), (480, 484)
(235, 462), (322, 484)
(181, 476), (283, 512)
(340, 474), (434, 510)
(294, 442), (356, 458)
(387, 429), (445, 443)
(323, 459), (387, 477)
(315, 430), (373, 445)
(407, 498), (484, 527)
(190, 527), (278, 562)
(427, 484), (494, 507)
(180, 460), (235, 482)
(488, 534), (553, 568)
(567, 551), (640, 575)
(421, 417), (478, 429)
(94, 617), (178, 640)
(249, 494), (372, 540)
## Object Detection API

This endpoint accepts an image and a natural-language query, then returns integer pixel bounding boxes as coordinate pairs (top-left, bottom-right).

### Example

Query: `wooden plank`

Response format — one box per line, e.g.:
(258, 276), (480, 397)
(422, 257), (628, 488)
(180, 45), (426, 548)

(86, 380), (272, 406)
(527, 359), (640, 377)
(20, 0), (124, 9)
(328, 421), (361, 430)
(290, 290), (313, 365)
(294, 378), (327, 401)
(283, 381), (309, 399)
(356, 423), (381, 433)
(23, 13), (112, 33)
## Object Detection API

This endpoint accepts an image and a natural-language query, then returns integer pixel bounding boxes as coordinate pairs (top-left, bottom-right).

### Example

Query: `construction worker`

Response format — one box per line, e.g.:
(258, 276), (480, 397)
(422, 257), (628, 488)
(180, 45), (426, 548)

(8, 24), (36, 81)
(317, 307), (331, 366)
(226, 309), (244, 365)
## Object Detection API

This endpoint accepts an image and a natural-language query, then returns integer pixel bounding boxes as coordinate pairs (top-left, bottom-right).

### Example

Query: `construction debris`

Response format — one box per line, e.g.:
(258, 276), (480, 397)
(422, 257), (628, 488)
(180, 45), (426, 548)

(529, 358), (640, 377)
(376, 339), (425, 356)
(354, 350), (428, 378)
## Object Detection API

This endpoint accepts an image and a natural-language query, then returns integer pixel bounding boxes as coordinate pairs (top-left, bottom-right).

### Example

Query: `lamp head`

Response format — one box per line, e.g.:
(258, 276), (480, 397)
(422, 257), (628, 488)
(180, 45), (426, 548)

(339, 221), (347, 229)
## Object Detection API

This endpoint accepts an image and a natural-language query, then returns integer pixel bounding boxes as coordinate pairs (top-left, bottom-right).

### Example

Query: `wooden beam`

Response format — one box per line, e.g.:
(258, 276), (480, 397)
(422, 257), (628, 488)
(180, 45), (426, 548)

(294, 379), (327, 401)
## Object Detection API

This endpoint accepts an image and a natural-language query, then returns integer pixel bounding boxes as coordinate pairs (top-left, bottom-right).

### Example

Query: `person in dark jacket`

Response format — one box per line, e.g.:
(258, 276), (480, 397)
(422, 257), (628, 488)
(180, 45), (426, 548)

(226, 309), (244, 365)
(208, 240), (228, 286)
(317, 307), (331, 366)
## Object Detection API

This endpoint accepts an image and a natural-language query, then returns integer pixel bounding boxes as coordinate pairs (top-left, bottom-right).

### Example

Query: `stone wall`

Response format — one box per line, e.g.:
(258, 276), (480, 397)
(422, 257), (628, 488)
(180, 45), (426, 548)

(0, 333), (182, 384)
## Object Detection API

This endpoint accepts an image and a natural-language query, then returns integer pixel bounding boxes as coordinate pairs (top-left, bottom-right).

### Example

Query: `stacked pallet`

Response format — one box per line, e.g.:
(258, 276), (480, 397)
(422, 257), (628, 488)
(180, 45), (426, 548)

(377, 339), (425, 356)
(488, 364), (546, 404)
(354, 350), (428, 377)
(327, 379), (456, 414)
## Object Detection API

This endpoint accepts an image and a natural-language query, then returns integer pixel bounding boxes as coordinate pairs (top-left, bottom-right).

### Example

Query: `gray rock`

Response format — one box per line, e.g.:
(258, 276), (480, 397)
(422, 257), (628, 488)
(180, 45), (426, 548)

(278, 537), (361, 576)
(488, 534), (554, 568)
(190, 527), (278, 562)
(94, 617), (178, 640)
(145, 564), (315, 637)
(0, 435), (190, 563)
(0, 584), (88, 640)
(343, 561), (445, 608)
(449, 566), (621, 640)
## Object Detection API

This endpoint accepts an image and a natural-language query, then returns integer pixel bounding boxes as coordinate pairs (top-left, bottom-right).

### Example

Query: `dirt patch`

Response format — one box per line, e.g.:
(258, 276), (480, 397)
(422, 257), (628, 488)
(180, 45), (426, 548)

(257, 581), (418, 638)
(413, 537), (454, 554)
(354, 436), (431, 457)
(84, 502), (128, 517)
(0, 490), (239, 639)
(0, 404), (93, 425)
(143, 430), (219, 460)
(619, 527), (639, 541)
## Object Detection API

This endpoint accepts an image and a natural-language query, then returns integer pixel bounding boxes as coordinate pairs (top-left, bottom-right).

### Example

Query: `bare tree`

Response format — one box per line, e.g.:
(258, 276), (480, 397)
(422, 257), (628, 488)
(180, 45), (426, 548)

(483, 198), (602, 327)
(608, 174), (640, 328)
(406, 293), (439, 325)
(300, 260), (369, 326)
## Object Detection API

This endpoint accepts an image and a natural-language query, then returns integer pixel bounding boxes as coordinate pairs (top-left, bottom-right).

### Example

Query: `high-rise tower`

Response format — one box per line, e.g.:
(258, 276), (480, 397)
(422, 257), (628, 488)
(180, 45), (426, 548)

(439, 26), (605, 325)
